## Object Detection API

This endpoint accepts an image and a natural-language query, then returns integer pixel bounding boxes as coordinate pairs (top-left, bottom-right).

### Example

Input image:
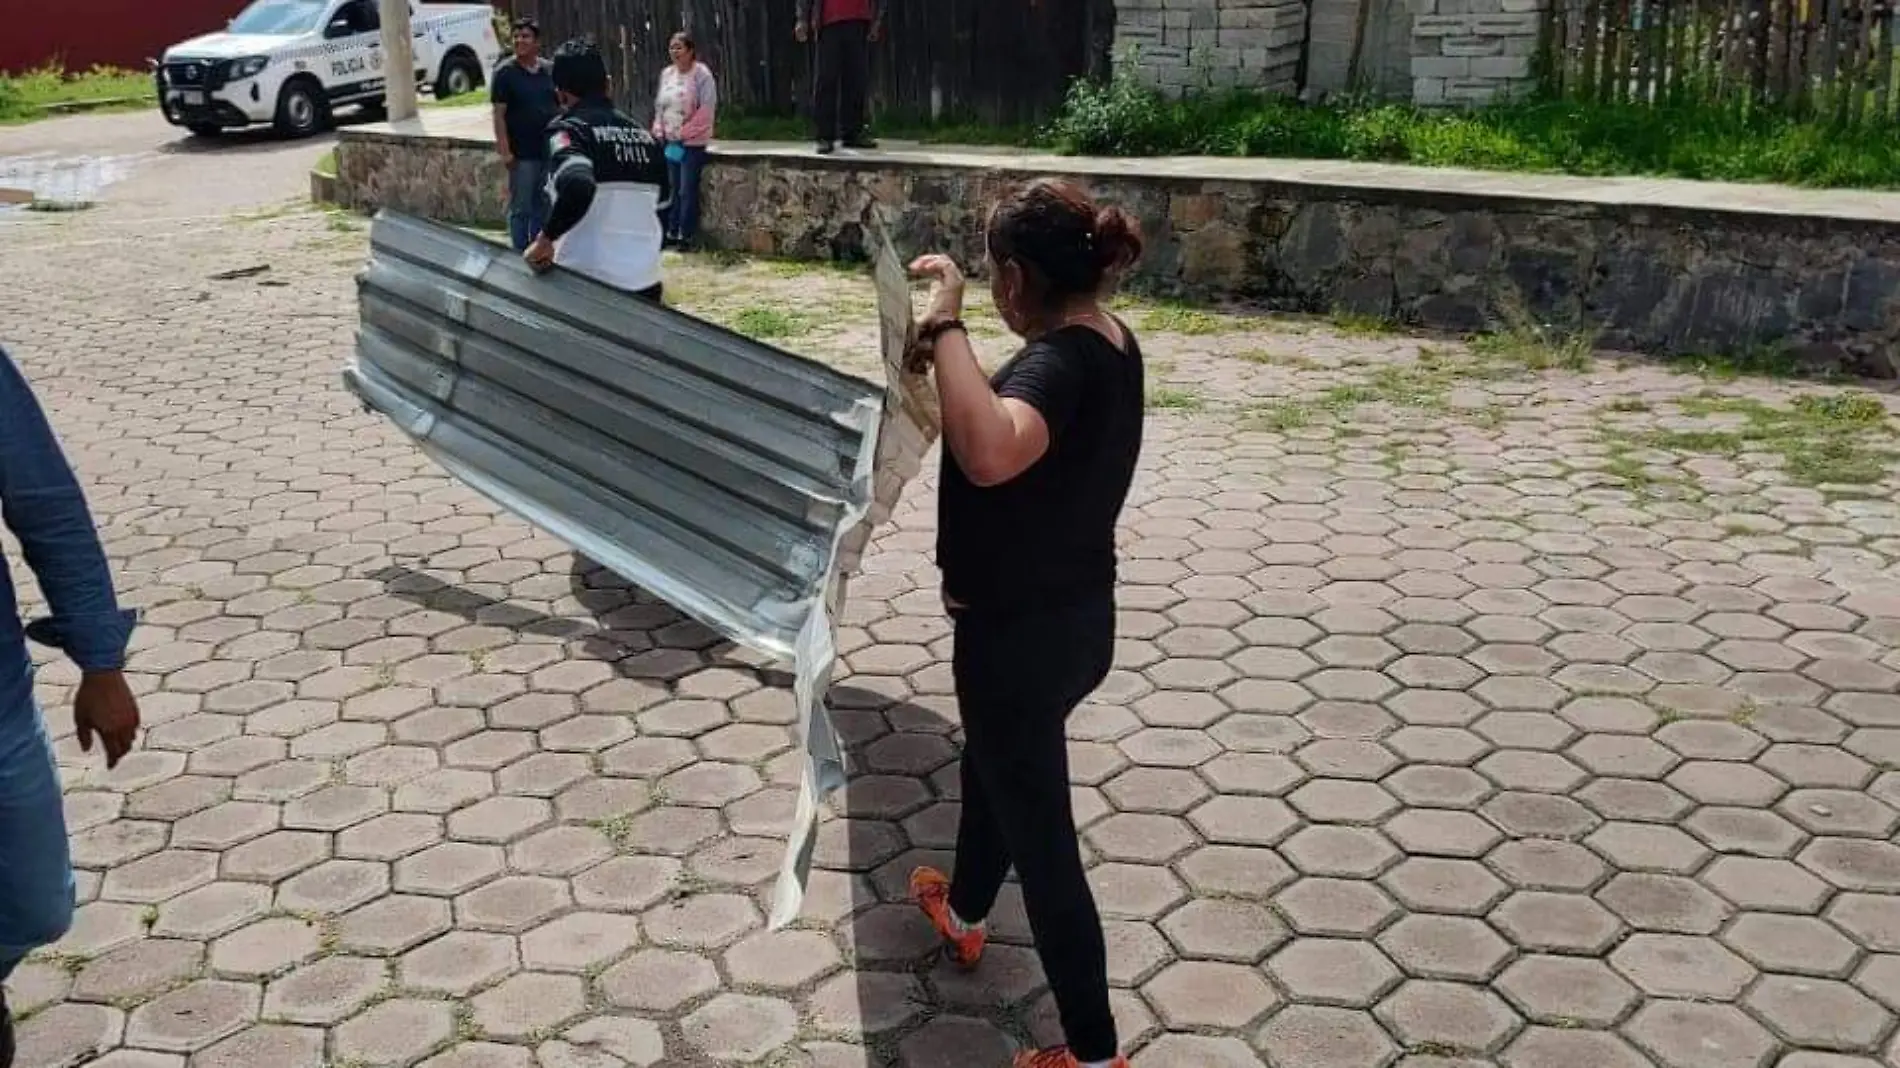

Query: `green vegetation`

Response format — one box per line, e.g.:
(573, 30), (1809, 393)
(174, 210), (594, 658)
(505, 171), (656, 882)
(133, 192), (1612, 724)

(1606, 390), (1898, 488)
(0, 64), (154, 123)
(315, 149), (338, 178)
(1140, 299), (1237, 336)
(728, 306), (813, 340)
(1468, 319), (1596, 372)
(1146, 386), (1205, 412)
(1045, 68), (1900, 189)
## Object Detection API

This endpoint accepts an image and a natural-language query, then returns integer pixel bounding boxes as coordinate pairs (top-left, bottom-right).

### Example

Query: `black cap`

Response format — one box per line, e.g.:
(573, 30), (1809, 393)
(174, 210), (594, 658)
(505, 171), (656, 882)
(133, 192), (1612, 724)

(550, 37), (607, 97)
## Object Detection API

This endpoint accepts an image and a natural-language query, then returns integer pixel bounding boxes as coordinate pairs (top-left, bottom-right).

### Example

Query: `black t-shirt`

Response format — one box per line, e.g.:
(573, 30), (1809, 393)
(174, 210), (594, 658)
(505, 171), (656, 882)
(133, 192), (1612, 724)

(490, 58), (559, 159)
(936, 323), (1146, 614)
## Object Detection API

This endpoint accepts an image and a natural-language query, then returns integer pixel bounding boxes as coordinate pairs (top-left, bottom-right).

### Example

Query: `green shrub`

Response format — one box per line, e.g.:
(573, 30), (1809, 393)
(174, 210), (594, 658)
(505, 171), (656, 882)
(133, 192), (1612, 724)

(1041, 68), (1900, 189)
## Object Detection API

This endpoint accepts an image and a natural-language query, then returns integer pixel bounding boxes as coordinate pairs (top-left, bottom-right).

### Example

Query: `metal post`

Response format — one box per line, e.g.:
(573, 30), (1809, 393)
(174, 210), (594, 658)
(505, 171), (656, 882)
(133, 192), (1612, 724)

(379, 0), (419, 122)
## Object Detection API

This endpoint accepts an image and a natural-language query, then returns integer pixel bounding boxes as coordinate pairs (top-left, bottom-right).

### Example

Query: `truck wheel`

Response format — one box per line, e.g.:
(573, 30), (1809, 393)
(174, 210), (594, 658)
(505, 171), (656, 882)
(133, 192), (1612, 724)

(274, 80), (329, 139)
(436, 53), (481, 100)
(187, 123), (222, 138)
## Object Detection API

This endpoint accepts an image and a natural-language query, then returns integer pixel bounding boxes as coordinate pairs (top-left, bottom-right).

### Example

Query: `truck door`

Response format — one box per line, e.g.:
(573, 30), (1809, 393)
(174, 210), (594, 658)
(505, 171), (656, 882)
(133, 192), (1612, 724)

(321, 0), (386, 104)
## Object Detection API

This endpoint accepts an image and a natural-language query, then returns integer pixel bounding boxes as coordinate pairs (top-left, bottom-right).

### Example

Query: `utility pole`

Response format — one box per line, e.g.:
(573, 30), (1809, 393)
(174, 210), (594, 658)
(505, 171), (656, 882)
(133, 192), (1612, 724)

(378, 0), (419, 122)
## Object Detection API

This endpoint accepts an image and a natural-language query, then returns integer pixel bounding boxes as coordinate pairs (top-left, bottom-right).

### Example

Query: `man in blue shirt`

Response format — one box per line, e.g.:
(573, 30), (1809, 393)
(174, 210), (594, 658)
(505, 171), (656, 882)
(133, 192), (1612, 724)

(0, 346), (141, 1065)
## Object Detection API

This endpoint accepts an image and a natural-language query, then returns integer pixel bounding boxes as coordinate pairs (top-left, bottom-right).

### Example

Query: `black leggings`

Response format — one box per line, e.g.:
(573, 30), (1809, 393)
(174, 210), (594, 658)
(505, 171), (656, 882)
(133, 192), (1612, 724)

(947, 593), (1117, 1062)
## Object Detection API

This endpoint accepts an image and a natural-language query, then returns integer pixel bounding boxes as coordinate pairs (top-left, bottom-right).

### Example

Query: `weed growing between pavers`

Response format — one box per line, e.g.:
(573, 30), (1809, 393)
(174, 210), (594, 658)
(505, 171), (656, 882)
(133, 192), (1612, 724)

(727, 307), (813, 341)
(1612, 390), (1900, 489)
(1146, 386), (1206, 412)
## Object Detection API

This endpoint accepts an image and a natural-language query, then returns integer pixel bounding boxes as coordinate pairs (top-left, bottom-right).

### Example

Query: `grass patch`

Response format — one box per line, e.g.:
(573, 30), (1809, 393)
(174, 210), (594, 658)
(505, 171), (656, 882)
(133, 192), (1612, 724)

(423, 90), (486, 109)
(1140, 299), (1236, 336)
(1470, 320), (1596, 371)
(315, 150), (338, 179)
(1623, 390), (1897, 487)
(1667, 343), (1813, 380)
(1146, 386), (1205, 411)
(0, 64), (154, 123)
(1044, 68), (1900, 189)
(1329, 310), (1400, 337)
(728, 306), (812, 340)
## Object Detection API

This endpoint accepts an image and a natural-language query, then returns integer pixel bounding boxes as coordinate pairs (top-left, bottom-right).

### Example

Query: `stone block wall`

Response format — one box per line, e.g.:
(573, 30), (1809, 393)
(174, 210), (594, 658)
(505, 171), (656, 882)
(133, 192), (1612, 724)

(1412, 0), (1547, 105)
(1113, 0), (1308, 95)
(331, 130), (1900, 376)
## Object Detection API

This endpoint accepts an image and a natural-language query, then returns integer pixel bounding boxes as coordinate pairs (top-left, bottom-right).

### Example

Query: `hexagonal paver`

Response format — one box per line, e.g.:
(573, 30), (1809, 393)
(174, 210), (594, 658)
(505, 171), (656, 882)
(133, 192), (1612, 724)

(1377, 914), (1512, 981)
(400, 930), (519, 995)
(1275, 877), (1400, 937)
(1156, 899), (1286, 963)
(471, 972), (586, 1040)
(1625, 1000), (1776, 1068)
(210, 916), (321, 979)
(1609, 933), (1756, 999)
(1743, 975), (1893, 1052)
(261, 956), (387, 1025)
(1596, 873), (1730, 934)
(1379, 857), (1507, 916)
(1266, 938), (1402, 1007)
(681, 993), (800, 1061)
(1491, 891), (1624, 954)
(71, 939), (204, 1004)
(599, 949), (719, 1012)
(1255, 1004), (1398, 1068)
(337, 894), (453, 956)
(1723, 912), (1862, 977)
(1374, 980), (1521, 1054)
(125, 980), (259, 1053)
(332, 998), (455, 1065)
(521, 911), (642, 972)
(1141, 960), (1280, 1029)
(1496, 955), (1638, 1026)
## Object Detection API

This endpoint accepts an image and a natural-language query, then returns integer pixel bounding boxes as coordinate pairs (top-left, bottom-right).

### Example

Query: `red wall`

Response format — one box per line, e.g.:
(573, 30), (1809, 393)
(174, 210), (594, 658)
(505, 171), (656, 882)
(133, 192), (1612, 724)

(1, 0), (249, 74)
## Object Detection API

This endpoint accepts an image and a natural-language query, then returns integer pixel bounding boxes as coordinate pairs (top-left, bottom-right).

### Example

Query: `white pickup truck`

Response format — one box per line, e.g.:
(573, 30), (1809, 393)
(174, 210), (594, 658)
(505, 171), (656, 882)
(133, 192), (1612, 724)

(155, 0), (503, 138)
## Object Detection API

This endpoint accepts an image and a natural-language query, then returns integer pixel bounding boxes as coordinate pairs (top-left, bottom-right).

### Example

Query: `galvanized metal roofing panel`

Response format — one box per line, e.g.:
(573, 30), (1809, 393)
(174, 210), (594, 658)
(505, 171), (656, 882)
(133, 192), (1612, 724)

(344, 209), (937, 925)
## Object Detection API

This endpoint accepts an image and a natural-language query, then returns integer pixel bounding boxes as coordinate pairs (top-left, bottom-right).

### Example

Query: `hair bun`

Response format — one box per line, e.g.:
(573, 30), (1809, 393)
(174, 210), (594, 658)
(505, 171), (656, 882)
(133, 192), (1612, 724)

(1092, 206), (1144, 273)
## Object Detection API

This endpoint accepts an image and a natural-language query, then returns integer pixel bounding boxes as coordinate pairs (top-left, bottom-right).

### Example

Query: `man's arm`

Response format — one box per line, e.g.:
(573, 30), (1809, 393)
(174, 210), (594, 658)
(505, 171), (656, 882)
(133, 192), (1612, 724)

(795, 0), (813, 25)
(540, 123), (597, 243)
(489, 65), (513, 163)
(0, 348), (140, 766)
(0, 350), (134, 673)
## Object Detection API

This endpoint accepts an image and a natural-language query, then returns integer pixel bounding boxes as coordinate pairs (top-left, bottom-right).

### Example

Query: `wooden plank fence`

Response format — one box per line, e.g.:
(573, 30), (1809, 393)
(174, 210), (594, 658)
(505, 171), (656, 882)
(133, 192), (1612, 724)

(499, 0), (1115, 127)
(1552, 0), (1900, 121)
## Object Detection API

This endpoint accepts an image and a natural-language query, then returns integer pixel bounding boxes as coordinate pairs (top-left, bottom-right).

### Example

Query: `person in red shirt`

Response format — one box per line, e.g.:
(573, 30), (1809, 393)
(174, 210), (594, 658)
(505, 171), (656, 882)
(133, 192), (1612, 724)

(794, 0), (886, 153)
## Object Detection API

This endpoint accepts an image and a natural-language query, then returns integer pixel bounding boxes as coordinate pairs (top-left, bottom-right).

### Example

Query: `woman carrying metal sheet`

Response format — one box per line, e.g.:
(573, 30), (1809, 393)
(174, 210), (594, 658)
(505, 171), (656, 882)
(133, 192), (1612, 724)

(904, 178), (1146, 1068)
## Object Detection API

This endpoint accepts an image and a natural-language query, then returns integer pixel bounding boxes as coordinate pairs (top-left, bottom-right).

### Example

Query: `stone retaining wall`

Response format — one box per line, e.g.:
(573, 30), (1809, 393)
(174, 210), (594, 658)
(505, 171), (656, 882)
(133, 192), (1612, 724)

(332, 130), (1900, 377)
(1411, 0), (1547, 105)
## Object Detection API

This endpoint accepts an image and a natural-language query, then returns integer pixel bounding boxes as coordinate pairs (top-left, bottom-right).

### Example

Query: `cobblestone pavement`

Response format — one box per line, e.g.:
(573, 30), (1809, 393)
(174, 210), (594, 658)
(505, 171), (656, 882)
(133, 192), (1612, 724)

(5, 112), (1900, 1068)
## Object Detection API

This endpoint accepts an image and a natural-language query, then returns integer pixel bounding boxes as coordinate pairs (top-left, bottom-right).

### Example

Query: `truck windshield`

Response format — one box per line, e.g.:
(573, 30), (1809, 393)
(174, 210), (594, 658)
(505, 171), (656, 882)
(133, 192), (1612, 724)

(228, 0), (328, 35)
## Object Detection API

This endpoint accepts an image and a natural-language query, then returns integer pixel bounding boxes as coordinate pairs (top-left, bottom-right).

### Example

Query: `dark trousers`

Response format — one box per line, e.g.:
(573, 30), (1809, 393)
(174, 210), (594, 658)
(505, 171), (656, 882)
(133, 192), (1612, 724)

(812, 19), (870, 143)
(664, 145), (707, 241)
(946, 592), (1118, 1062)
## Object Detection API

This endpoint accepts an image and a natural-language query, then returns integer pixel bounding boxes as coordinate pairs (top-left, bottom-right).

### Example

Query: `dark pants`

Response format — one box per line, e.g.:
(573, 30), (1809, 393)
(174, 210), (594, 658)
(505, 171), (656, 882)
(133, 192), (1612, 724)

(812, 19), (870, 143)
(664, 144), (707, 241)
(946, 592), (1118, 1063)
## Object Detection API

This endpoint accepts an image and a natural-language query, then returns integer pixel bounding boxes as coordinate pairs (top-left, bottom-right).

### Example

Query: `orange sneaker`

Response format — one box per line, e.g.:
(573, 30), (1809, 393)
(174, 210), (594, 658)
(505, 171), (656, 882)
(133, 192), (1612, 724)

(909, 866), (986, 969)
(1014, 1048), (1130, 1068)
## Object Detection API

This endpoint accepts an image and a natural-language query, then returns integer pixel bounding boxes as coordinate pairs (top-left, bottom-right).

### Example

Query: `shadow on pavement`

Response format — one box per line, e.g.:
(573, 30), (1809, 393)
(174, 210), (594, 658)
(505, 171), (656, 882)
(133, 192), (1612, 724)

(365, 557), (1057, 1064)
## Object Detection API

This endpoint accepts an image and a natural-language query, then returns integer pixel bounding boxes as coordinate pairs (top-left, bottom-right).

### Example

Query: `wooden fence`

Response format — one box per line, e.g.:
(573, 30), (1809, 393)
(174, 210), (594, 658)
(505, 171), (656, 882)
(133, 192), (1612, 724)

(1552, 0), (1900, 121)
(501, 0), (1115, 127)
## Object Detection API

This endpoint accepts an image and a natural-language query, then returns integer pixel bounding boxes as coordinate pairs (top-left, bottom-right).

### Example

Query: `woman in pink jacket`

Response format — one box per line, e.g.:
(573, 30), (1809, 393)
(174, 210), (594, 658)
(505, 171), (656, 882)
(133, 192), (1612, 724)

(652, 31), (717, 250)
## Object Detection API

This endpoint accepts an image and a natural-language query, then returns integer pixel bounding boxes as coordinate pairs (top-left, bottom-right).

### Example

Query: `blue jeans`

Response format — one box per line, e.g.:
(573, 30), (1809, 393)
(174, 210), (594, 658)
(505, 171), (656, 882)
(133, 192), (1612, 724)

(665, 145), (706, 242)
(0, 691), (73, 983)
(507, 158), (551, 253)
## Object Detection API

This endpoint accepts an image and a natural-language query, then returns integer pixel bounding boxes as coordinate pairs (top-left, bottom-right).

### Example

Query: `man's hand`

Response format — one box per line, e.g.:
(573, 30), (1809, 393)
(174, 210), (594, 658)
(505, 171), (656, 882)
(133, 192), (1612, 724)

(499, 147), (515, 169)
(908, 253), (966, 323)
(794, 20), (810, 42)
(868, 19), (884, 43)
(74, 670), (139, 770)
(525, 234), (557, 272)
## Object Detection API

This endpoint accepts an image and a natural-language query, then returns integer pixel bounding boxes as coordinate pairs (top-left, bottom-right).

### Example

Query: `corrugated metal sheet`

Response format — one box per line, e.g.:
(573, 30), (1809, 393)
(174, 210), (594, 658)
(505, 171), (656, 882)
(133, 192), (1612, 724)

(344, 209), (937, 925)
